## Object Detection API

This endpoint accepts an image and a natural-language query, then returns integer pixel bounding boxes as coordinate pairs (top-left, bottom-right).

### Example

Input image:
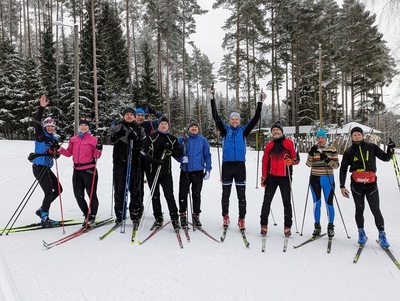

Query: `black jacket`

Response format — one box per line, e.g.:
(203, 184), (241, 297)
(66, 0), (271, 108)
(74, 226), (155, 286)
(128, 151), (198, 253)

(142, 131), (182, 174)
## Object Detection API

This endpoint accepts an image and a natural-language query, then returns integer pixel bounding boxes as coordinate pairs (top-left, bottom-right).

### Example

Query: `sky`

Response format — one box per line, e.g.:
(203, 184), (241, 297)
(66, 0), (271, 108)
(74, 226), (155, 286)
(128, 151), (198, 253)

(1, 140), (400, 300)
(190, 0), (400, 109)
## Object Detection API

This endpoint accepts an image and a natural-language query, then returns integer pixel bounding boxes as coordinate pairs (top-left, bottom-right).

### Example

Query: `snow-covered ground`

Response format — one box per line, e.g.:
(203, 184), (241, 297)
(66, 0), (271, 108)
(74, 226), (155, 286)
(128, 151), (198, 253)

(1, 140), (400, 301)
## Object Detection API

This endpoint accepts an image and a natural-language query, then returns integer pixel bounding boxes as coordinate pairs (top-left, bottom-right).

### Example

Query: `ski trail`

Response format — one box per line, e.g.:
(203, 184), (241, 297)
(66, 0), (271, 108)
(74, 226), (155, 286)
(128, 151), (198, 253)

(0, 246), (20, 301)
(0, 169), (27, 186)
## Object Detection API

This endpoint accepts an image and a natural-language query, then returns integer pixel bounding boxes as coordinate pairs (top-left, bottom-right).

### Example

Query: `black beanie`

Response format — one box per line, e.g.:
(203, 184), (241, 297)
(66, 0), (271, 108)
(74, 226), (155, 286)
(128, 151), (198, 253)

(159, 116), (169, 124)
(271, 121), (283, 133)
(187, 119), (199, 130)
(351, 127), (363, 135)
(122, 107), (136, 116)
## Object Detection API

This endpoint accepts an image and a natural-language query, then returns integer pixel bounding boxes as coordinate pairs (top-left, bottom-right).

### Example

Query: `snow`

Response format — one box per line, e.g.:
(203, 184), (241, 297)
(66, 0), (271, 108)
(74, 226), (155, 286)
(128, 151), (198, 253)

(1, 140), (400, 301)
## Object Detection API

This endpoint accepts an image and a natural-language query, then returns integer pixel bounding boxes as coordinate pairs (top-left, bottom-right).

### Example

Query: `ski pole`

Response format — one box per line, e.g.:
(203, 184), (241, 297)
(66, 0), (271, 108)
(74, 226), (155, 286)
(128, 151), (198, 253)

(391, 152), (400, 192)
(270, 209), (277, 226)
(287, 164), (299, 234)
(255, 89), (265, 189)
(83, 156), (98, 231)
(136, 151), (166, 243)
(121, 139), (134, 233)
(182, 131), (194, 229)
(54, 157), (65, 233)
(300, 154), (314, 236)
(324, 163), (350, 239)
(1, 156), (52, 235)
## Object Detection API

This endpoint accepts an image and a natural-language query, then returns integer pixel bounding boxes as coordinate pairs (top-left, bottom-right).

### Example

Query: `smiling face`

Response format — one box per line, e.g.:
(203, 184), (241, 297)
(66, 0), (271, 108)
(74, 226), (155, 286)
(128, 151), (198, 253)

(230, 116), (240, 128)
(45, 125), (55, 134)
(158, 121), (169, 132)
(188, 125), (199, 135)
(317, 136), (326, 146)
(271, 127), (282, 138)
(79, 123), (89, 134)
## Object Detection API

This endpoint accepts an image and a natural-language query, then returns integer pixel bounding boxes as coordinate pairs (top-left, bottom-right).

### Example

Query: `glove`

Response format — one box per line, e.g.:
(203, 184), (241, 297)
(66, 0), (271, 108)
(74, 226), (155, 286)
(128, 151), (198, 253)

(308, 145), (318, 156)
(114, 127), (126, 139)
(50, 140), (60, 150)
(284, 158), (293, 166)
(146, 106), (156, 114)
(388, 138), (396, 150)
(96, 141), (103, 151)
(128, 130), (137, 141)
(155, 159), (164, 166)
(258, 91), (266, 103)
(261, 177), (267, 188)
(182, 156), (189, 164)
(47, 149), (60, 159)
(203, 170), (210, 180)
(319, 151), (328, 161)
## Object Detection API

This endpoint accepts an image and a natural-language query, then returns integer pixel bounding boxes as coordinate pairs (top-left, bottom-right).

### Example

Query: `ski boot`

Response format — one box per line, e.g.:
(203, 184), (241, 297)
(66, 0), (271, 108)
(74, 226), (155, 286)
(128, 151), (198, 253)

(192, 213), (202, 228)
(238, 219), (246, 230)
(223, 215), (230, 227)
(312, 222), (321, 238)
(284, 227), (291, 237)
(358, 228), (367, 245)
(260, 226), (268, 236)
(41, 212), (59, 228)
(152, 216), (164, 230)
(378, 230), (390, 248)
(327, 223), (335, 238)
(180, 212), (188, 229)
(171, 219), (180, 231)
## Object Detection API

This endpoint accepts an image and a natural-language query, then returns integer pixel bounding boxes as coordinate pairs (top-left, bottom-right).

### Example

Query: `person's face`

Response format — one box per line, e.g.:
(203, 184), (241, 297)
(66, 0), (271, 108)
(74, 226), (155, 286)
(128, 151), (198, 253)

(79, 124), (89, 133)
(158, 121), (169, 131)
(317, 136), (326, 146)
(45, 125), (55, 134)
(352, 131), (363, 142)
(271, 127), (282, 138)
(188, 125), (199, 135)
(124, 112), (135, 123)
(230, 116), (240, 128)
(136, 113), (145, 124)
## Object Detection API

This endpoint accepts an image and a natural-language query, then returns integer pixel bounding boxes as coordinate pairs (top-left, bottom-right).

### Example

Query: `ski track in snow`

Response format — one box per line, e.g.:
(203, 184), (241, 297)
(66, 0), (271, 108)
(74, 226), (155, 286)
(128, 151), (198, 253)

(1, 140), (400, 300)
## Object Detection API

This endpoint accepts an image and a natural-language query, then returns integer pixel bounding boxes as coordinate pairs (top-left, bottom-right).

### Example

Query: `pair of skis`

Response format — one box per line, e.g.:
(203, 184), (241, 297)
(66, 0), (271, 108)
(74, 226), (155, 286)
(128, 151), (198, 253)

(261, 234), (291, 252)
(353, 238), (400, 269)
(220, 225), (250, 247)
(0, 219), (80, 234)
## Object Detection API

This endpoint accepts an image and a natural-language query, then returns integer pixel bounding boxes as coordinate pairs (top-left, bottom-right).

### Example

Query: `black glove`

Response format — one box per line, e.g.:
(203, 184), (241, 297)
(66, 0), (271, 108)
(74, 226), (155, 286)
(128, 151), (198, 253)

(146, 106), (156, 114)
(128, 130), (137, 141)
(319, 151), (328, 162)
(308, 145), (318, 156)
(110, 127), (126, 142)
(388, 138), (396, 150)
(50, 140), (60, 150)
(96, 141), (103, 150)
(155, 159), (164, 166)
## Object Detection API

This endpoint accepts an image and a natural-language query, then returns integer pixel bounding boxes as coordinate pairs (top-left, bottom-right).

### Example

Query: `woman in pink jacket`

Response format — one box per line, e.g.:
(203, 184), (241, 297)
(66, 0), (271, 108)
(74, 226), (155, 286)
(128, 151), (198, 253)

(60, 118), (102, 228)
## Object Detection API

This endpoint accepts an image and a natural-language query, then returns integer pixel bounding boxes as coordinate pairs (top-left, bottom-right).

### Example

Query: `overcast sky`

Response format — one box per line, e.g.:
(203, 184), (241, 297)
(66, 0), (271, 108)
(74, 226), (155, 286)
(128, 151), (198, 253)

(190, 0), (400, 109)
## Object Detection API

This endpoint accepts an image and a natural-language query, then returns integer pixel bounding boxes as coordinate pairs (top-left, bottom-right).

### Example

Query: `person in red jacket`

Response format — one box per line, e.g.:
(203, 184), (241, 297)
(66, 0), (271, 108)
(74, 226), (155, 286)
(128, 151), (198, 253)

(260, 121), (298, 237)
(59, 118), (103, 228)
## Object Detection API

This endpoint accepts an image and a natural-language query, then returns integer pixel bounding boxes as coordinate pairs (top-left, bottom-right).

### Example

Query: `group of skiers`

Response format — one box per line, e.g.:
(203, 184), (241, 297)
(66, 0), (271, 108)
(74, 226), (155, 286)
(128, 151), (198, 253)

(31, 93), (396, 247)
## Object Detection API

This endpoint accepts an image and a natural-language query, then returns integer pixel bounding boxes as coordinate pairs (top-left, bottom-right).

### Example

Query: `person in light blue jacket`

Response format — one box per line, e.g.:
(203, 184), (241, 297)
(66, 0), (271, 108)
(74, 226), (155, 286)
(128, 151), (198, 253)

(177, 120), (212, 229)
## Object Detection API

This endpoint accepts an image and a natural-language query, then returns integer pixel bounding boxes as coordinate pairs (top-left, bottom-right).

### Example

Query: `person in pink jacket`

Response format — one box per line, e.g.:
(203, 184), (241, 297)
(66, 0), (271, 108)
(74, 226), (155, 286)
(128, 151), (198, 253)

(59, 117), (103, 228)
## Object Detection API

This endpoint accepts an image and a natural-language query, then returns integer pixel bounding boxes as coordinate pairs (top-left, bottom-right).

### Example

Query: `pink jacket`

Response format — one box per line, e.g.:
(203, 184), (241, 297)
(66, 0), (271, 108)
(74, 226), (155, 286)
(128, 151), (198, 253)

(60, 133), (102, 170)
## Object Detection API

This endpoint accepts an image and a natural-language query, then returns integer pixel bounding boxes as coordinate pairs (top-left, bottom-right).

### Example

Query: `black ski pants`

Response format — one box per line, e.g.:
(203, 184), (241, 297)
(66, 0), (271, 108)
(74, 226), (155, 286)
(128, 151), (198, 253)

(32, 164), (63, 213)
(72, 168), (99, 217)
(351, 180), (385, 231)
(178, 170), (204, 215)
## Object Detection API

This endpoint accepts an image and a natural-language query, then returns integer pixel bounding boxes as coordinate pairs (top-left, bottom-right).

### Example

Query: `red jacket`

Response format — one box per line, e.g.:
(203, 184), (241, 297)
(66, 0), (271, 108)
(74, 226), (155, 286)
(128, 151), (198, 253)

(262, 137), (297, 178)
(60, 133), (102, 170)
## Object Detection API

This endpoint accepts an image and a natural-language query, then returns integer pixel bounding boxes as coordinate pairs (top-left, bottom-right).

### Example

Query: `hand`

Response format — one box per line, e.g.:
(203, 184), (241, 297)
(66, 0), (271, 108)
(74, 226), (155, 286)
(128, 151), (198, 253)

(39, 95), (49, 107)
(182, 156), (189, 164)
(284, 158), (293, 166)
(388, 138), (396, 150)
(128, 130), (137, 141)
(96, 141), (103, 150)
(261, 176), (267, 188)
(203, 170), (210, 180)
(50, 140), (60, 150)
(258, 91), (266, 103)
(319, 151), (328, 161)
(341, 187), (350, 198)
(308, 145), (318, 156)
(114, 127), (126, 139)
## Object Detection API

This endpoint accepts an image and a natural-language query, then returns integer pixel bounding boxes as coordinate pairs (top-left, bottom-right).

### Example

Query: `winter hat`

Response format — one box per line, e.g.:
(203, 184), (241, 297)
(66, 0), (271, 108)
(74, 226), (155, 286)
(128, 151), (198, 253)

(135, 108), (145, 115)
(187, 119), (200, 130)
(316, 128), (327, 139)
(122, 107), (136, 116)
(43, 117), (55, 127)
(351, 127), (363, 135)
(229, 112), (241, 120)
(159, 116), (169, 124)
(271, 121), (283, 133)
(79, 117), (91, 127)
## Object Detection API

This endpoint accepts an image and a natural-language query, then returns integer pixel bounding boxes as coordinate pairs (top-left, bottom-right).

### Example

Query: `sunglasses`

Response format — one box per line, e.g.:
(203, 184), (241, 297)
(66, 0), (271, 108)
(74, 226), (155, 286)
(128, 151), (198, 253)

(80, 117), (91, 121)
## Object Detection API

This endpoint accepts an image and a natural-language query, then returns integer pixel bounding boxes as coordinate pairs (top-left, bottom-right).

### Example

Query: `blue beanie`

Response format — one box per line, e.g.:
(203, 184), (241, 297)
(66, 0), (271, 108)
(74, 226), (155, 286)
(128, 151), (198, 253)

(229, 112), (241, 120)
(316, 128), (327, 139)
(135, 108), (145, 115)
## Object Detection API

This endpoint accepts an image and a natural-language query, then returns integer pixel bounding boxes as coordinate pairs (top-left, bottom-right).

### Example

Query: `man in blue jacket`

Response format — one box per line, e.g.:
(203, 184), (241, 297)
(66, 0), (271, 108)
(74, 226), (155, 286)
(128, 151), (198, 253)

(177, 120), (212, 229)
(210, 91), (264, 230)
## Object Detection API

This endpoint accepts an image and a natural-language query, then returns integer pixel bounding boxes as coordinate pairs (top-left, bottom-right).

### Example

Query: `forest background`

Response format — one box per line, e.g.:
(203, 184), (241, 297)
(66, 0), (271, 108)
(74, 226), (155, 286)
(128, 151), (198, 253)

(0, 0), (399, 145)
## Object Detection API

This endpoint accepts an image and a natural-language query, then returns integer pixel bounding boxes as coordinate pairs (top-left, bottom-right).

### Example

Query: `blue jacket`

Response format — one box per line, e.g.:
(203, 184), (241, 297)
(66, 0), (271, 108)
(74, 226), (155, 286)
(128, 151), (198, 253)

(178, 133), (212, 172)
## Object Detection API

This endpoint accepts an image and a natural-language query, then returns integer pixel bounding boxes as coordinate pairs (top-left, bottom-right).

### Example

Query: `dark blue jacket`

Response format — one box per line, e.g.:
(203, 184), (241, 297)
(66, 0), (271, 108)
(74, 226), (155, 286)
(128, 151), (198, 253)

(178, 133), (212, 172)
